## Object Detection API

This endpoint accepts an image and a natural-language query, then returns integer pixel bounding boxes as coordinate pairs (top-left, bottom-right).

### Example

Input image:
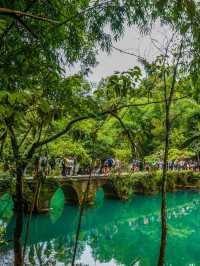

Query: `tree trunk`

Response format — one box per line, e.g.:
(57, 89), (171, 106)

(34, 180), (41, 213)
(14, 165), (24, 266)
(157, 106), (170, 266)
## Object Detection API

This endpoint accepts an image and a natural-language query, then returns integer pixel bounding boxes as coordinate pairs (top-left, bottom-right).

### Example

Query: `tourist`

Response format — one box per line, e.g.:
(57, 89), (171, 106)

(168, 160), (174, 171)
(40, 153), (49, 176)
(61, 157), (67, 177)
(49, 156), (56, 171)
(94, 158), (101, 175)
(34, 156), (40, 177)
(159, 161), (163, 170)
(115, 159), (121, 175)
(66, 157), (75, 176)
(104, 157), (114, 176)
(73, 157), (80, 175)
(132, 159), (139, 172)
(144, 162), (150, 172)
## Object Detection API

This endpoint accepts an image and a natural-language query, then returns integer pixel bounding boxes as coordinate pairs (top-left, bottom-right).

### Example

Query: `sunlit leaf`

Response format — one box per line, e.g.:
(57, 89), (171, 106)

(0, 193), (14, 222)
(0, 19), (7, 35)
(50, 188), (65, 223)
(40, 99), (50, 113)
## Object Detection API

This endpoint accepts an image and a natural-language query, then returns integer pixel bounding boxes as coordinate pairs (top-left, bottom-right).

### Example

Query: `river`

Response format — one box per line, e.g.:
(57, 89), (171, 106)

(1, 190), (200, 265)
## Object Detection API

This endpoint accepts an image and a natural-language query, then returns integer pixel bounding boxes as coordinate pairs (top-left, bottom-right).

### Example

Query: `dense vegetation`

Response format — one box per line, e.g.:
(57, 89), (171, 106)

(1, 1), (200, 266)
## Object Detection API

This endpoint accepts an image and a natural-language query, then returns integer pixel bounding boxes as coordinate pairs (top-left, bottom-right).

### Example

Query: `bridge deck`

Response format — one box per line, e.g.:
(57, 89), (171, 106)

(0, 174), (124, 181)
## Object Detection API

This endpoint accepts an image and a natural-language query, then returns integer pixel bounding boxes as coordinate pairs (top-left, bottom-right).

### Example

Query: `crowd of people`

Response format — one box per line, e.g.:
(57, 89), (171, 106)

(33, 155), (118, 177)
(33, 154), (200, 178)
(34, 154), (78, 177)
(132, 159), (200, 172)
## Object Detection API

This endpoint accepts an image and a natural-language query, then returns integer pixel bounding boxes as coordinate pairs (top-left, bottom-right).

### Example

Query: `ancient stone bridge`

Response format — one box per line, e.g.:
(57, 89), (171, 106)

(0, 175), (129, 212)
(1, 170), (200, 212)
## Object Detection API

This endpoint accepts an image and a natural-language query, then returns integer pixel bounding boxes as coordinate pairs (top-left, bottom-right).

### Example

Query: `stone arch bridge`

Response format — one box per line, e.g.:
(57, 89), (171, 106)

(0, 175), (129, 212)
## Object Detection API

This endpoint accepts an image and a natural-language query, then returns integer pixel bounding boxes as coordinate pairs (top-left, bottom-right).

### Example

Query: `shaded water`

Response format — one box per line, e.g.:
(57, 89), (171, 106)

(1, 190), (200, 265)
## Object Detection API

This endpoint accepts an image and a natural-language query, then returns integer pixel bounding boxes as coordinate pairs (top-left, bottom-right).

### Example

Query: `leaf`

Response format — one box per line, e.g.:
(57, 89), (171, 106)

(0, 19), (7, 35)
(0, 193), (14, 222)
(39, 99), (50, 113)
(0, 91), (8, 100)
(8, 94), (16, 106)
(50, 188), (65, 223)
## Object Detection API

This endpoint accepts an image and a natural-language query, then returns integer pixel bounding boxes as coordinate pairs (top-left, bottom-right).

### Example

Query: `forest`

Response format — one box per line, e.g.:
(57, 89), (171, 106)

(0, 1), (200, 266)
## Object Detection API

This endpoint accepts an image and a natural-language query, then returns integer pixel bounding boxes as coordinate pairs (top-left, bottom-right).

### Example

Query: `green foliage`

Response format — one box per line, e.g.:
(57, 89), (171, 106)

(0, 0), (200, 177)
(132, 172), (160, 194)
(0, 225), (6, 245)
(168, 148), (195, 161)
(110, 174), (134, 199)
(121, 171), (200, 195)
(0, 19), (7, 34)
(50, 188), (65, 223)
(0, 192), (14, 221)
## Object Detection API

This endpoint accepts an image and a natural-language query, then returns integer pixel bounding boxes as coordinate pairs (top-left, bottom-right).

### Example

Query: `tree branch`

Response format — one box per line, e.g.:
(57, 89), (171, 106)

(25, 115), (95, 160)
(168, 43), (183, 107)
(24, 94), (190, 161)
(0, 0), (36, 45)
(0, 7), (59, 24)
(110, 112), (136, 157)
(6, 123), (19, 160)
(56, 0), (113, 27)
(13, 14), (38, 39)
(111, 45), (145, 61)
(18, 126), (32, 149)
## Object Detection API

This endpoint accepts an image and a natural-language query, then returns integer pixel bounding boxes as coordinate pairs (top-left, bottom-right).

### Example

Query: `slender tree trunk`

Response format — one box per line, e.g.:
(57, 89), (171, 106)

(157, 42), (182, 265)
(14, 165), (24, 266)
(34, 180), (41, 213)
(157, 106), (170, 266)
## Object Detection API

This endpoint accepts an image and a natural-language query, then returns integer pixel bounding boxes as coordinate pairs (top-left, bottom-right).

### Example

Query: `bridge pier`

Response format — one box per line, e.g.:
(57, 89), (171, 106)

(23, 178), (60, 212)
(103, 179), (129, 201)
(62, 179), (101, 206)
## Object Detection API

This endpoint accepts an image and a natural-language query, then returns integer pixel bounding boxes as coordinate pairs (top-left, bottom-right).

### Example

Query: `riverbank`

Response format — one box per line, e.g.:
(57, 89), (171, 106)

(125, 170), (200, 195)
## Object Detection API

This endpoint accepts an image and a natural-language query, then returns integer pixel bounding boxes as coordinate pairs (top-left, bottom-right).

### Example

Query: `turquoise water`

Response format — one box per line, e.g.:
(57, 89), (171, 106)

(2, 190), (200, 265)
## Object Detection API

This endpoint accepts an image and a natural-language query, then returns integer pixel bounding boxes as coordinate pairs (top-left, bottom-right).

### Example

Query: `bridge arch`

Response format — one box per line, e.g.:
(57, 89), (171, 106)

(62, 184), (79, 204)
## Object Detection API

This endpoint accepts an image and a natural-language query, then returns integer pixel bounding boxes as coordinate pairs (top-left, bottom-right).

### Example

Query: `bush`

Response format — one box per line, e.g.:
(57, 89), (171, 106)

(123, 170), (200, 194)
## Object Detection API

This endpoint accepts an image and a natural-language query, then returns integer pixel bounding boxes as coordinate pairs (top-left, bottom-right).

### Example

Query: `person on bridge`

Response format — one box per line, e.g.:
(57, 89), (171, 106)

(49, 156), (56, 172)
(40, 153), (49, 176)
(34, 156), (40, 177)
(66, 157), (75, 176)
(115, 159), (121, 175)
(104, 158), (114, 176)
(94, 158), (101, 175)
(61, 157), (67, 177)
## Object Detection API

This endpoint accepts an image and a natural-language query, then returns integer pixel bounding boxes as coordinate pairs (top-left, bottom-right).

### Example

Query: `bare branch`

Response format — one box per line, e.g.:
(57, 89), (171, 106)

(111, 45), (146, 61)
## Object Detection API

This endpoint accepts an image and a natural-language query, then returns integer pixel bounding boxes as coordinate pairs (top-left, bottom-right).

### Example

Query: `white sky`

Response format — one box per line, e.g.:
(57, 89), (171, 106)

(88, 23), (170, 83)
(67, 23), (171, 84)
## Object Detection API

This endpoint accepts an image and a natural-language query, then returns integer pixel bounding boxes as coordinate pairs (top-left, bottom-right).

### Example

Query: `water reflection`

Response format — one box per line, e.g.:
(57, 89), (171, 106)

(1, 190), (200, 265)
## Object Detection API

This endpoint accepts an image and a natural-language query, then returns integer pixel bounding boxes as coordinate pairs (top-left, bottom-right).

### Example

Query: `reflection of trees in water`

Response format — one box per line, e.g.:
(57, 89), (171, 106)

(3, 192), (200, 266)
(88, 199), (200, 266)
(25, 235), (85, 265)
(89, 221), (160, 266)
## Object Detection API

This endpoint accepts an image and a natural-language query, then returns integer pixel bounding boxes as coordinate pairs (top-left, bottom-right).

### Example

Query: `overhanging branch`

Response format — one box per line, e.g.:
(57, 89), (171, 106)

(25, 94), (190, 160)
(0, 7), (59, 24)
